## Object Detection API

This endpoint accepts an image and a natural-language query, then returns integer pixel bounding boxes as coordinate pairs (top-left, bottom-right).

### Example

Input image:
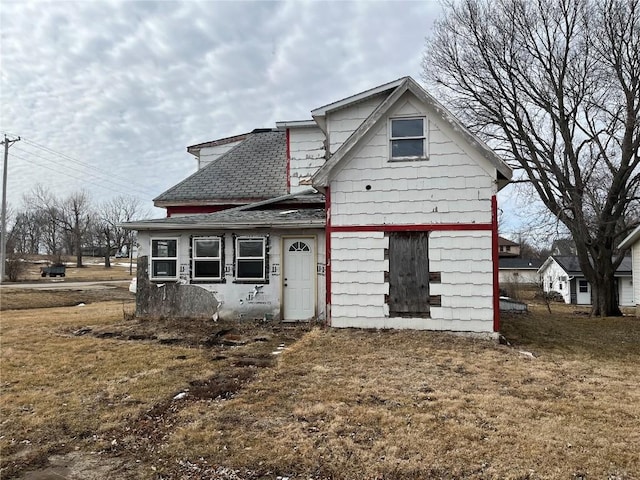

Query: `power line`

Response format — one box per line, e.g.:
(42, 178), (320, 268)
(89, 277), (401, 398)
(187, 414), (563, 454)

(9, 151), (152, 201)
(11, 145), (156, 198)
(1, 131), (163, 198)
(20, 137), (147, 187)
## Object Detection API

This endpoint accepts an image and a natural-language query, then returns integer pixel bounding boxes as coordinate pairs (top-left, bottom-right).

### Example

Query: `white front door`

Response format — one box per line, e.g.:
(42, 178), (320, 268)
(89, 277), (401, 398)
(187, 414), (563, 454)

(576, 279), (591, 305)
(283, 238), (315, 321)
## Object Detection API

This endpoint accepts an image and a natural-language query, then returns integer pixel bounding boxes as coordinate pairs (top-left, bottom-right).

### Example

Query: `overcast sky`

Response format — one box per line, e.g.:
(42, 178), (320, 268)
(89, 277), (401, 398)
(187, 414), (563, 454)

(1, 0), (523, 232)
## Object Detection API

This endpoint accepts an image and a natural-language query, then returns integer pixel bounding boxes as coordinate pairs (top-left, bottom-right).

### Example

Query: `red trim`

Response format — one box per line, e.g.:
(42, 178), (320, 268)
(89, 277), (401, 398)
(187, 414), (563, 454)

(330, 223), (492, 233)
(286, 128), (291, 193)
(325, 186), (331, 326)
(491, 195), (500, 332)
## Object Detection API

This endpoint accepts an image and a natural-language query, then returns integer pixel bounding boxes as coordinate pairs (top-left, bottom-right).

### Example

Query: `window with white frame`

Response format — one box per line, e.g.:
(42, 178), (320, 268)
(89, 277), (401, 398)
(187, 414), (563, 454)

(192, 237), (222, 281)
(235, 237), (266, 281)
(390, 117), (426, 160)
(150, 238), (178, 280)
(579, 280), (588, 293)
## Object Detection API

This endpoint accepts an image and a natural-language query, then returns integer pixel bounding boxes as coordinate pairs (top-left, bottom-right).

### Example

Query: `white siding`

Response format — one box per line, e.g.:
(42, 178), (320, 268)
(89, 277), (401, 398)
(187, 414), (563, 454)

(330, 96), (496, 227)
(539, 259), (571, 304)
(326, 92), (500, 332)
(619, 276), (634, 306)
(288, 127), (325, 193)
(198, 141), (244, 169)
(138, 229), (325, 321)
(330, 231), (494, 332)
(326, 93), (387, 153)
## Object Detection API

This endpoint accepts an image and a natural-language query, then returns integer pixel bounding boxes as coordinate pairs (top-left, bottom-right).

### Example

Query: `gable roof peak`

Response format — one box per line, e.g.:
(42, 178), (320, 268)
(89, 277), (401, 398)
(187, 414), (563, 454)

(311, 76), (411, 118)
(312, 76), (512, 188)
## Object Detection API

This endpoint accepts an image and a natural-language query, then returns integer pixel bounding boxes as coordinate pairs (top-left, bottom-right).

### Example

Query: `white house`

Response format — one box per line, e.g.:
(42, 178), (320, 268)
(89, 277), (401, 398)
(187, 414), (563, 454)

(499, 257), (543, 285)
(125, 77), (513, 332)
(538, 255), (633, 306)
(619, 225), (640, 315)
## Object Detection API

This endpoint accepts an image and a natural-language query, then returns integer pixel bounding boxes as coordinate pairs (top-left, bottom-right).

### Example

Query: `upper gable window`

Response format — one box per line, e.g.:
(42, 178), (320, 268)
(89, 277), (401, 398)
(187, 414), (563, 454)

(390, 117), (426, 160)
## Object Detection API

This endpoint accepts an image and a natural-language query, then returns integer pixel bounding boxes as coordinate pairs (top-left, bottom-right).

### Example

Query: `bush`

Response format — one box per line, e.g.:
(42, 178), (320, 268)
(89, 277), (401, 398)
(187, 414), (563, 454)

(5, 254), (26, 282)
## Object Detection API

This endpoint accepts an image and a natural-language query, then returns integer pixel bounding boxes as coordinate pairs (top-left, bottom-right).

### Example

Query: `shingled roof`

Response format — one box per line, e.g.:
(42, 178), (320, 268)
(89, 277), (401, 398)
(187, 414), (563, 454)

(154, 130), (287, 207)
(545, 255), (632, 276)
(126, 207), (326, 231)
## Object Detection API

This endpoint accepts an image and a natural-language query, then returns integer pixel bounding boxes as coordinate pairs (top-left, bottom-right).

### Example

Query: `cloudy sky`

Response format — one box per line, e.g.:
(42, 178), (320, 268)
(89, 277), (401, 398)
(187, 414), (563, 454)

(1, 0), (522, 231)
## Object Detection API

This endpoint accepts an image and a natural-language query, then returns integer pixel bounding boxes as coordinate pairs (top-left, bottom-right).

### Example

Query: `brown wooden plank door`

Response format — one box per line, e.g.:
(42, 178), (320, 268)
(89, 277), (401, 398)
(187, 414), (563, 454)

(388, 231), (430, 317)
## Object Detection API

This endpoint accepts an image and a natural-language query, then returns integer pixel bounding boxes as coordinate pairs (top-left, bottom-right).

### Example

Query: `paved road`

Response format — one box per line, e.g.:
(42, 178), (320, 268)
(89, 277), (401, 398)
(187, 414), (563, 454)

(0, 280), (130, 290)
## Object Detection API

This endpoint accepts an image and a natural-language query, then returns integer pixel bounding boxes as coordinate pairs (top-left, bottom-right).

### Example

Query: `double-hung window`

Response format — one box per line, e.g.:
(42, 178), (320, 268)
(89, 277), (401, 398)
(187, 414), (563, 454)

(390, 117), (426, 160)
(192, 237), (222, 281)
(236, 237), (266, 281)
(150, 238), (178, 280)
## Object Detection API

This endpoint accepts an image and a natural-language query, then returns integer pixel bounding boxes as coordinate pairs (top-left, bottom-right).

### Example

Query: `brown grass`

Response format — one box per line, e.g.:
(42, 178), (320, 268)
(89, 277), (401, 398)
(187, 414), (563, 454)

(1, 298), (639, 479)
(13, 256), (136, 282)
(0, 286), (134, 310)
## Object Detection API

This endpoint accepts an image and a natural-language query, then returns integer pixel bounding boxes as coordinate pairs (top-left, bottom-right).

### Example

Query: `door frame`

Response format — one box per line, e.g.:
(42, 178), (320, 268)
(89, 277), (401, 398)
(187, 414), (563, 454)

(281, 235), (317, 321)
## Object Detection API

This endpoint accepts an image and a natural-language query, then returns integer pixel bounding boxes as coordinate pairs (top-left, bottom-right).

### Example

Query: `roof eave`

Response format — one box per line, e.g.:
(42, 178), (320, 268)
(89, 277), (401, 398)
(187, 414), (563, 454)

(123, 219), (326, 231)
(153, 198), (273, 208)
(275, 120), (318, 129)
(619, 225), (640, 250)
(310, 77), (407, 118)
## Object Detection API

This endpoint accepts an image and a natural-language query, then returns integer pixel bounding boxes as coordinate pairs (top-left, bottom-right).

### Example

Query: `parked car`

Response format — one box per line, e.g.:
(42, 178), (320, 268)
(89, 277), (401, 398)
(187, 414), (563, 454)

(115, 251), (127, 258)
(41, 264), (66, 277)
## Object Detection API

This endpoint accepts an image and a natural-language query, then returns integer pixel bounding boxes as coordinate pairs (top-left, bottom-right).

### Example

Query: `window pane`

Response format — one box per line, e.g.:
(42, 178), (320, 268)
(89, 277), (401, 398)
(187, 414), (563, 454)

(392, 118), (423, 137)
(238, 240), (263, 258)
(237, 259), (264, 279)
(153, 260), (176, 277)
(195, 239), (219, 258)
(392, 139), (424, 158)
(152, 239), (176, 257)
(194, 260), (220, 278)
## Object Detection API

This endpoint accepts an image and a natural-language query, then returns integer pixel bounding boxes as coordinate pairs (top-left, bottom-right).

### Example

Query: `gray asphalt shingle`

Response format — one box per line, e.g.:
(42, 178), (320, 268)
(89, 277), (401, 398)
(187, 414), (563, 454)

(130, 208), (326, 229)
(154, 130), (287, 204)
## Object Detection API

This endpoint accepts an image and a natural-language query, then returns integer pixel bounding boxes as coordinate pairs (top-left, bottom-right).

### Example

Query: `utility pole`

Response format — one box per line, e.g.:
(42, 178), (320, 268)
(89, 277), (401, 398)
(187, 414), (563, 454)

(1, 134), (21, 283)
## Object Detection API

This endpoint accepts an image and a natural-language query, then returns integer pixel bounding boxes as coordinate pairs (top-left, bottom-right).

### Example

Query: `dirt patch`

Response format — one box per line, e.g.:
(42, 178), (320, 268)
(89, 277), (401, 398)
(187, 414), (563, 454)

(3, 308), (312, 479)
(20, 452), (124, 480)
(62, 316), (309, 350)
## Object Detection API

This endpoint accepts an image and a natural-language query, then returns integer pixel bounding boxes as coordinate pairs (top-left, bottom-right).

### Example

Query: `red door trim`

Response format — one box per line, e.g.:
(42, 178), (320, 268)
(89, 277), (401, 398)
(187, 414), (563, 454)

(491, 195), (500, 332)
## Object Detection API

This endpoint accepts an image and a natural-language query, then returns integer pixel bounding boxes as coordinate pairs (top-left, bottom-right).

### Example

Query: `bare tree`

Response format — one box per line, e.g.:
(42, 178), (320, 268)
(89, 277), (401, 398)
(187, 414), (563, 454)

(58, 191), (93, 268)
(424, 0), (640, 316)
(98, 195), (145, 268)
(22, 185), (64, 258)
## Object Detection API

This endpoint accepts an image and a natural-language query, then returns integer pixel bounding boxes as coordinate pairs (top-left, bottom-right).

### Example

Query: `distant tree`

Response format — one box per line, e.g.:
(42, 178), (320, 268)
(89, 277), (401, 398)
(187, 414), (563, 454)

(98, 195), (145, 268)
(9, 210), (37, 254)
(518, 236), (550, 261)
(58, 191), (93, 268)
(22, 185), (64, 257)
(424, 0), (640, 316)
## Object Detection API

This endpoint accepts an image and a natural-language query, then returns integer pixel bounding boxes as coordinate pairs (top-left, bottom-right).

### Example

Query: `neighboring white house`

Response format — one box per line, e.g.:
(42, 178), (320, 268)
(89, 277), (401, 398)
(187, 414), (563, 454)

(125, 77), (513, 332)
(499, 257), (543, 285)
(619, 225), (640, 315)
(538, 255), (633, 306)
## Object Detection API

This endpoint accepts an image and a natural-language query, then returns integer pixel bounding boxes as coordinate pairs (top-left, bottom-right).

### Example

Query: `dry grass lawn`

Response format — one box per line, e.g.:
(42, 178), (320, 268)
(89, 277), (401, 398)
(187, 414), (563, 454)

(1, 297), (639, 479)
(18, 258), (135, 283)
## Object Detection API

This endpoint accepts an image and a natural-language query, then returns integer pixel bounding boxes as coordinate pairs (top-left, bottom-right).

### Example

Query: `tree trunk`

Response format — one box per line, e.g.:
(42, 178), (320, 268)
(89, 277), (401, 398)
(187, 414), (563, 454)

(104, 229), (111, 269)
(75, 226), (83, 268)
(591, 277), (622, 317)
